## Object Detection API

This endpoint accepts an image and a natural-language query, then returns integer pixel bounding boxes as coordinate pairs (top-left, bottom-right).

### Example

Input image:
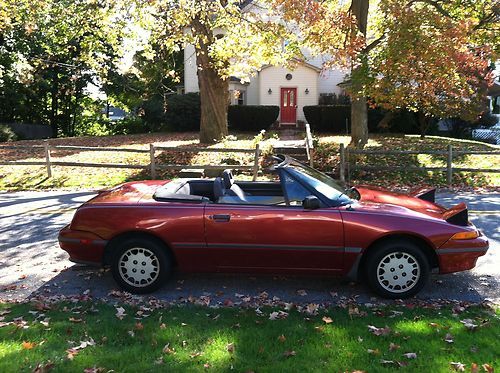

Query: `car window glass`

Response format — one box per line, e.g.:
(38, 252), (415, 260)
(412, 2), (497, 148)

(283, 174), (310, 206)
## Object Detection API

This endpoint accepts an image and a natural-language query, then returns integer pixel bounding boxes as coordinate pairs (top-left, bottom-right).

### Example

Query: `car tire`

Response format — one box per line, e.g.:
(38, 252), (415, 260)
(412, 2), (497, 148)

(364, 239), (430, 299)
(110, 237), (171, 294)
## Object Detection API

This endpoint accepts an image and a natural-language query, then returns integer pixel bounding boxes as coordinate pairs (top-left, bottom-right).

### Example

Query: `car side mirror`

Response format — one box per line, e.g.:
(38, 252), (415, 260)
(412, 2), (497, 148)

(302, 195), (320, 210)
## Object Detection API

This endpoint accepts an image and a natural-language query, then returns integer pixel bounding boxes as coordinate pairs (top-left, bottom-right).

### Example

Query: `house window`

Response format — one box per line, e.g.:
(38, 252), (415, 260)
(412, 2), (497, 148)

(238, 91), (245, 106)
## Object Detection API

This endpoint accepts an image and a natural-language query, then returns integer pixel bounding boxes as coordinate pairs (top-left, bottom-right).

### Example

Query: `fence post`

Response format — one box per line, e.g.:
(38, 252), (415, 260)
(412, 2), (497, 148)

(44, 140), (52, 178)
(252, 143), (260, 181)
(447, 144), (453, 187)
(339, 143), (345, 183)
(150, 143), (156, 179)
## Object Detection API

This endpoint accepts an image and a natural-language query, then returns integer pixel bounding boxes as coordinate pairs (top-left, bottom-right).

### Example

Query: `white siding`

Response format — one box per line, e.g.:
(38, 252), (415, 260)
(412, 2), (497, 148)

(184, 44), (199, 93)
(259, 65), (318, 122)
(245, 75), (260, 105)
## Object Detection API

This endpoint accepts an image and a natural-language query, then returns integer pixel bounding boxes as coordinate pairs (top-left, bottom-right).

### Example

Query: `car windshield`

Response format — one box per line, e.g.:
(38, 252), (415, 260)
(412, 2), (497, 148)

(286, 162), (352, 206)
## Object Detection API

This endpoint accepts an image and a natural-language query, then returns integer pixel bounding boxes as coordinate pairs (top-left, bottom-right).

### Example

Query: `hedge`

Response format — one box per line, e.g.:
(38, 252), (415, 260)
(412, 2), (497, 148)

(165, 93), (201, 131)
(228, 105), (279, 132)
(303, 105), (351, 133)
(304, 105), (428, 134)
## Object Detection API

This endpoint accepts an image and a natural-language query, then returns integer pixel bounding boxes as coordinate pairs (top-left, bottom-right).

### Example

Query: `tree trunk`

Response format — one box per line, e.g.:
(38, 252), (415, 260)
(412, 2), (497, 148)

(350, 96), (368, 148)
(50, 69), (59, 137)
(349, 0), (370, 148)
(378, 110), (396, 130)
(417, 111), (429, 139)
(195, 49), (229, 143)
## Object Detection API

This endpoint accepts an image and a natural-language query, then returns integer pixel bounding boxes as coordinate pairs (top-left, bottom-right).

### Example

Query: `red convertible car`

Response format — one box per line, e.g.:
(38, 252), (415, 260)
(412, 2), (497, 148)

(59, 156), (489, 298)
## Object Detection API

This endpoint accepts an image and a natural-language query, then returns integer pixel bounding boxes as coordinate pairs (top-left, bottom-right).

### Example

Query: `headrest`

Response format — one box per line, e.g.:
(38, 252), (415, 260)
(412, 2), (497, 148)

(222, 169), (234, 189)
(213, 177), (226, 199)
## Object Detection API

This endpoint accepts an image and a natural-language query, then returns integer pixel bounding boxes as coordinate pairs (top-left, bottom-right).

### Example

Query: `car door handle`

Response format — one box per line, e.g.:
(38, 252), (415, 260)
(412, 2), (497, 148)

(210, 214), (231, 222)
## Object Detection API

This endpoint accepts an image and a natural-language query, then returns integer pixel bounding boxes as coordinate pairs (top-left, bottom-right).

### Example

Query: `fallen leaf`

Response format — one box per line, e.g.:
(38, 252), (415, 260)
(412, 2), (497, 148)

(482, 363), (494, 373)
(444, 333), (454, 343)
(32, 362), (55, 373)
(163, 343), (174, 354)
(367, 325), (391, 336)
(460, 319), (478, 331)
(296, 290), (307, 296)
(68, 317), (82, 323)
(278, 335), (286, 343)
(226, 343), (235, 353)
(367, 349), (380, 355)
(322, 316), (333, 324)
(66, 349), (79, 360)
(73, 338), (95, 351)
(269, 311), (288, 320)
(115, 307), (126, 320)
(450, 362), (466, 371)
(22, 341), (35, 350)
(403, 352), (417, 359)
(283, 350), (296, 358)
(471, 363), (479, 373)
(135, 322), (144, 331)
(380, 359), (395, 366)
(83, 368), (105, 373)
(305, 303), (319, 315)
(389, 343), (400, 351)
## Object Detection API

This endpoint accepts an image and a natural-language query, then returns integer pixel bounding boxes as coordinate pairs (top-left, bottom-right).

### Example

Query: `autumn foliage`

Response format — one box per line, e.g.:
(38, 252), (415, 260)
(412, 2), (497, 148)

(276, 0), (498, 133)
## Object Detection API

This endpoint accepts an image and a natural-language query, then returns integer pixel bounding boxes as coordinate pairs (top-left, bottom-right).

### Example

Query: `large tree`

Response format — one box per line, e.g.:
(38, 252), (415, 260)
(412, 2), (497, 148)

(149, 0), (296, 143)
(276, 0), (498, 147)
(0, 0), (127, 136)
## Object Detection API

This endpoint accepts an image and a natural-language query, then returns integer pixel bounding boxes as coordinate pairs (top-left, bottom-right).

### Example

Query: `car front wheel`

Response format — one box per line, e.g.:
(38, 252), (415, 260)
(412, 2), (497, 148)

(365, 240), (430, 299)
(111, 237), (171, 294)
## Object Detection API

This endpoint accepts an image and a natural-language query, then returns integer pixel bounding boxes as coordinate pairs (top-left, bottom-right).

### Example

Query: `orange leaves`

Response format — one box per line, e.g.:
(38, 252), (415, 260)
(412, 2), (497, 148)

(22, 341), (36, 350)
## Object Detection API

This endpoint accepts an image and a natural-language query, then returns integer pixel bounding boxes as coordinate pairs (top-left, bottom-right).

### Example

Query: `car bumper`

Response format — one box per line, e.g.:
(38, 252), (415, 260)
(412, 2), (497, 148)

(58, 224), (107, 265)
(436, 235), (489, 274)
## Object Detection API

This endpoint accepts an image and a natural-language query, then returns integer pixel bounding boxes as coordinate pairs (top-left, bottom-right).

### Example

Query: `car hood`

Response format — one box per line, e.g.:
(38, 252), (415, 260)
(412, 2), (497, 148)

(353, 185), (448, 220)
(85, 180), (170, 205)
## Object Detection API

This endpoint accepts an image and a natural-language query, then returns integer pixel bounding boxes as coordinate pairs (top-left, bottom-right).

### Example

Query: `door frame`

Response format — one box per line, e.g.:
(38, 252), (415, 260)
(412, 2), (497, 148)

(280, 87), (298, 125)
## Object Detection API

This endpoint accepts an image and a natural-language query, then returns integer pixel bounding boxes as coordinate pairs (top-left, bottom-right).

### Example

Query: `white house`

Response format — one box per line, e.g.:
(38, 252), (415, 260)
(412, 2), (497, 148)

(183, 1), (348, 125)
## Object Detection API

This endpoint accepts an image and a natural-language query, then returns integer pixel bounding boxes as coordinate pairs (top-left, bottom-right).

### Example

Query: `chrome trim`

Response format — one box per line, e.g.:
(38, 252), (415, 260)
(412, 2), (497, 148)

(344, 247), (363, 253)
(173, 242), (363, 253)
(207, 243), (344, 251)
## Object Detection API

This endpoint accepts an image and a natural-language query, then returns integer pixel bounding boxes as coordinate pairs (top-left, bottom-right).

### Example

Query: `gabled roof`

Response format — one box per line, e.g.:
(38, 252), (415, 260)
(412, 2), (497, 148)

(260, 58), (322, 73)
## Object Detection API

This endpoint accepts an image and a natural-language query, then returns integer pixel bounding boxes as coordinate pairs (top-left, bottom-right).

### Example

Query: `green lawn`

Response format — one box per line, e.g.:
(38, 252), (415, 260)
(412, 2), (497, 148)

(0, 301), (498, 372)
(314, 134), (499, 189)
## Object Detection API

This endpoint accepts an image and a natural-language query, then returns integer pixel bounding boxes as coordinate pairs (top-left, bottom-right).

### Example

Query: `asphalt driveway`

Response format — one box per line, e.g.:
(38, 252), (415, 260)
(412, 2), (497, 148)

(0, 190), (498, 304)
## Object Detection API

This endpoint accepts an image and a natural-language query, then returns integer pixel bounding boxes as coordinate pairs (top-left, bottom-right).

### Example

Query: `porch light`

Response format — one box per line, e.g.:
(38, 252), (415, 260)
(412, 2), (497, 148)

(268, 88), (272, 94)
(305, 88), (310, 94)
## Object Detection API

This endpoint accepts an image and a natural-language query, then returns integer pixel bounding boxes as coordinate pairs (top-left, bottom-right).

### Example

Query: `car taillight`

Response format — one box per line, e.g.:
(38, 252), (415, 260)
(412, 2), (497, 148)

(450, 231), (479, 240)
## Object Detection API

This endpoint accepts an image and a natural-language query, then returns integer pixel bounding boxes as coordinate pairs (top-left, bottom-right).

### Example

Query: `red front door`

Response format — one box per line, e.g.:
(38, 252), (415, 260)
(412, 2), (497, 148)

(280, 88), (297, 124)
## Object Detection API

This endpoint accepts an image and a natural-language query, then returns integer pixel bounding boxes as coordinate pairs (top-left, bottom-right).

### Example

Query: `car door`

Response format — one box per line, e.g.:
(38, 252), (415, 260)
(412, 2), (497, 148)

(204, 173), (345, 274)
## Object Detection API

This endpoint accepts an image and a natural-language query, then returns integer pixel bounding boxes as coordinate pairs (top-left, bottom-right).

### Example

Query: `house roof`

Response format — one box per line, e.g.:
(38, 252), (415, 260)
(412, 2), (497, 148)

(240, 0), (254, 9)
(260, 58), (322, 73)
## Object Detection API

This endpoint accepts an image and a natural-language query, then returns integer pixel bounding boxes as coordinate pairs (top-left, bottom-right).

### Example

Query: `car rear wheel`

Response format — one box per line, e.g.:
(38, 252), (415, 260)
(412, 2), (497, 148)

(365, 240), (430, 299)
(111, 237), (171, 294)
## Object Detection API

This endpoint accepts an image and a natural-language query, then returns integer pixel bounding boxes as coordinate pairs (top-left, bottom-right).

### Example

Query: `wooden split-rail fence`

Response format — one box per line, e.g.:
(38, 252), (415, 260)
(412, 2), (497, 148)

(0, 142), (262, 181)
